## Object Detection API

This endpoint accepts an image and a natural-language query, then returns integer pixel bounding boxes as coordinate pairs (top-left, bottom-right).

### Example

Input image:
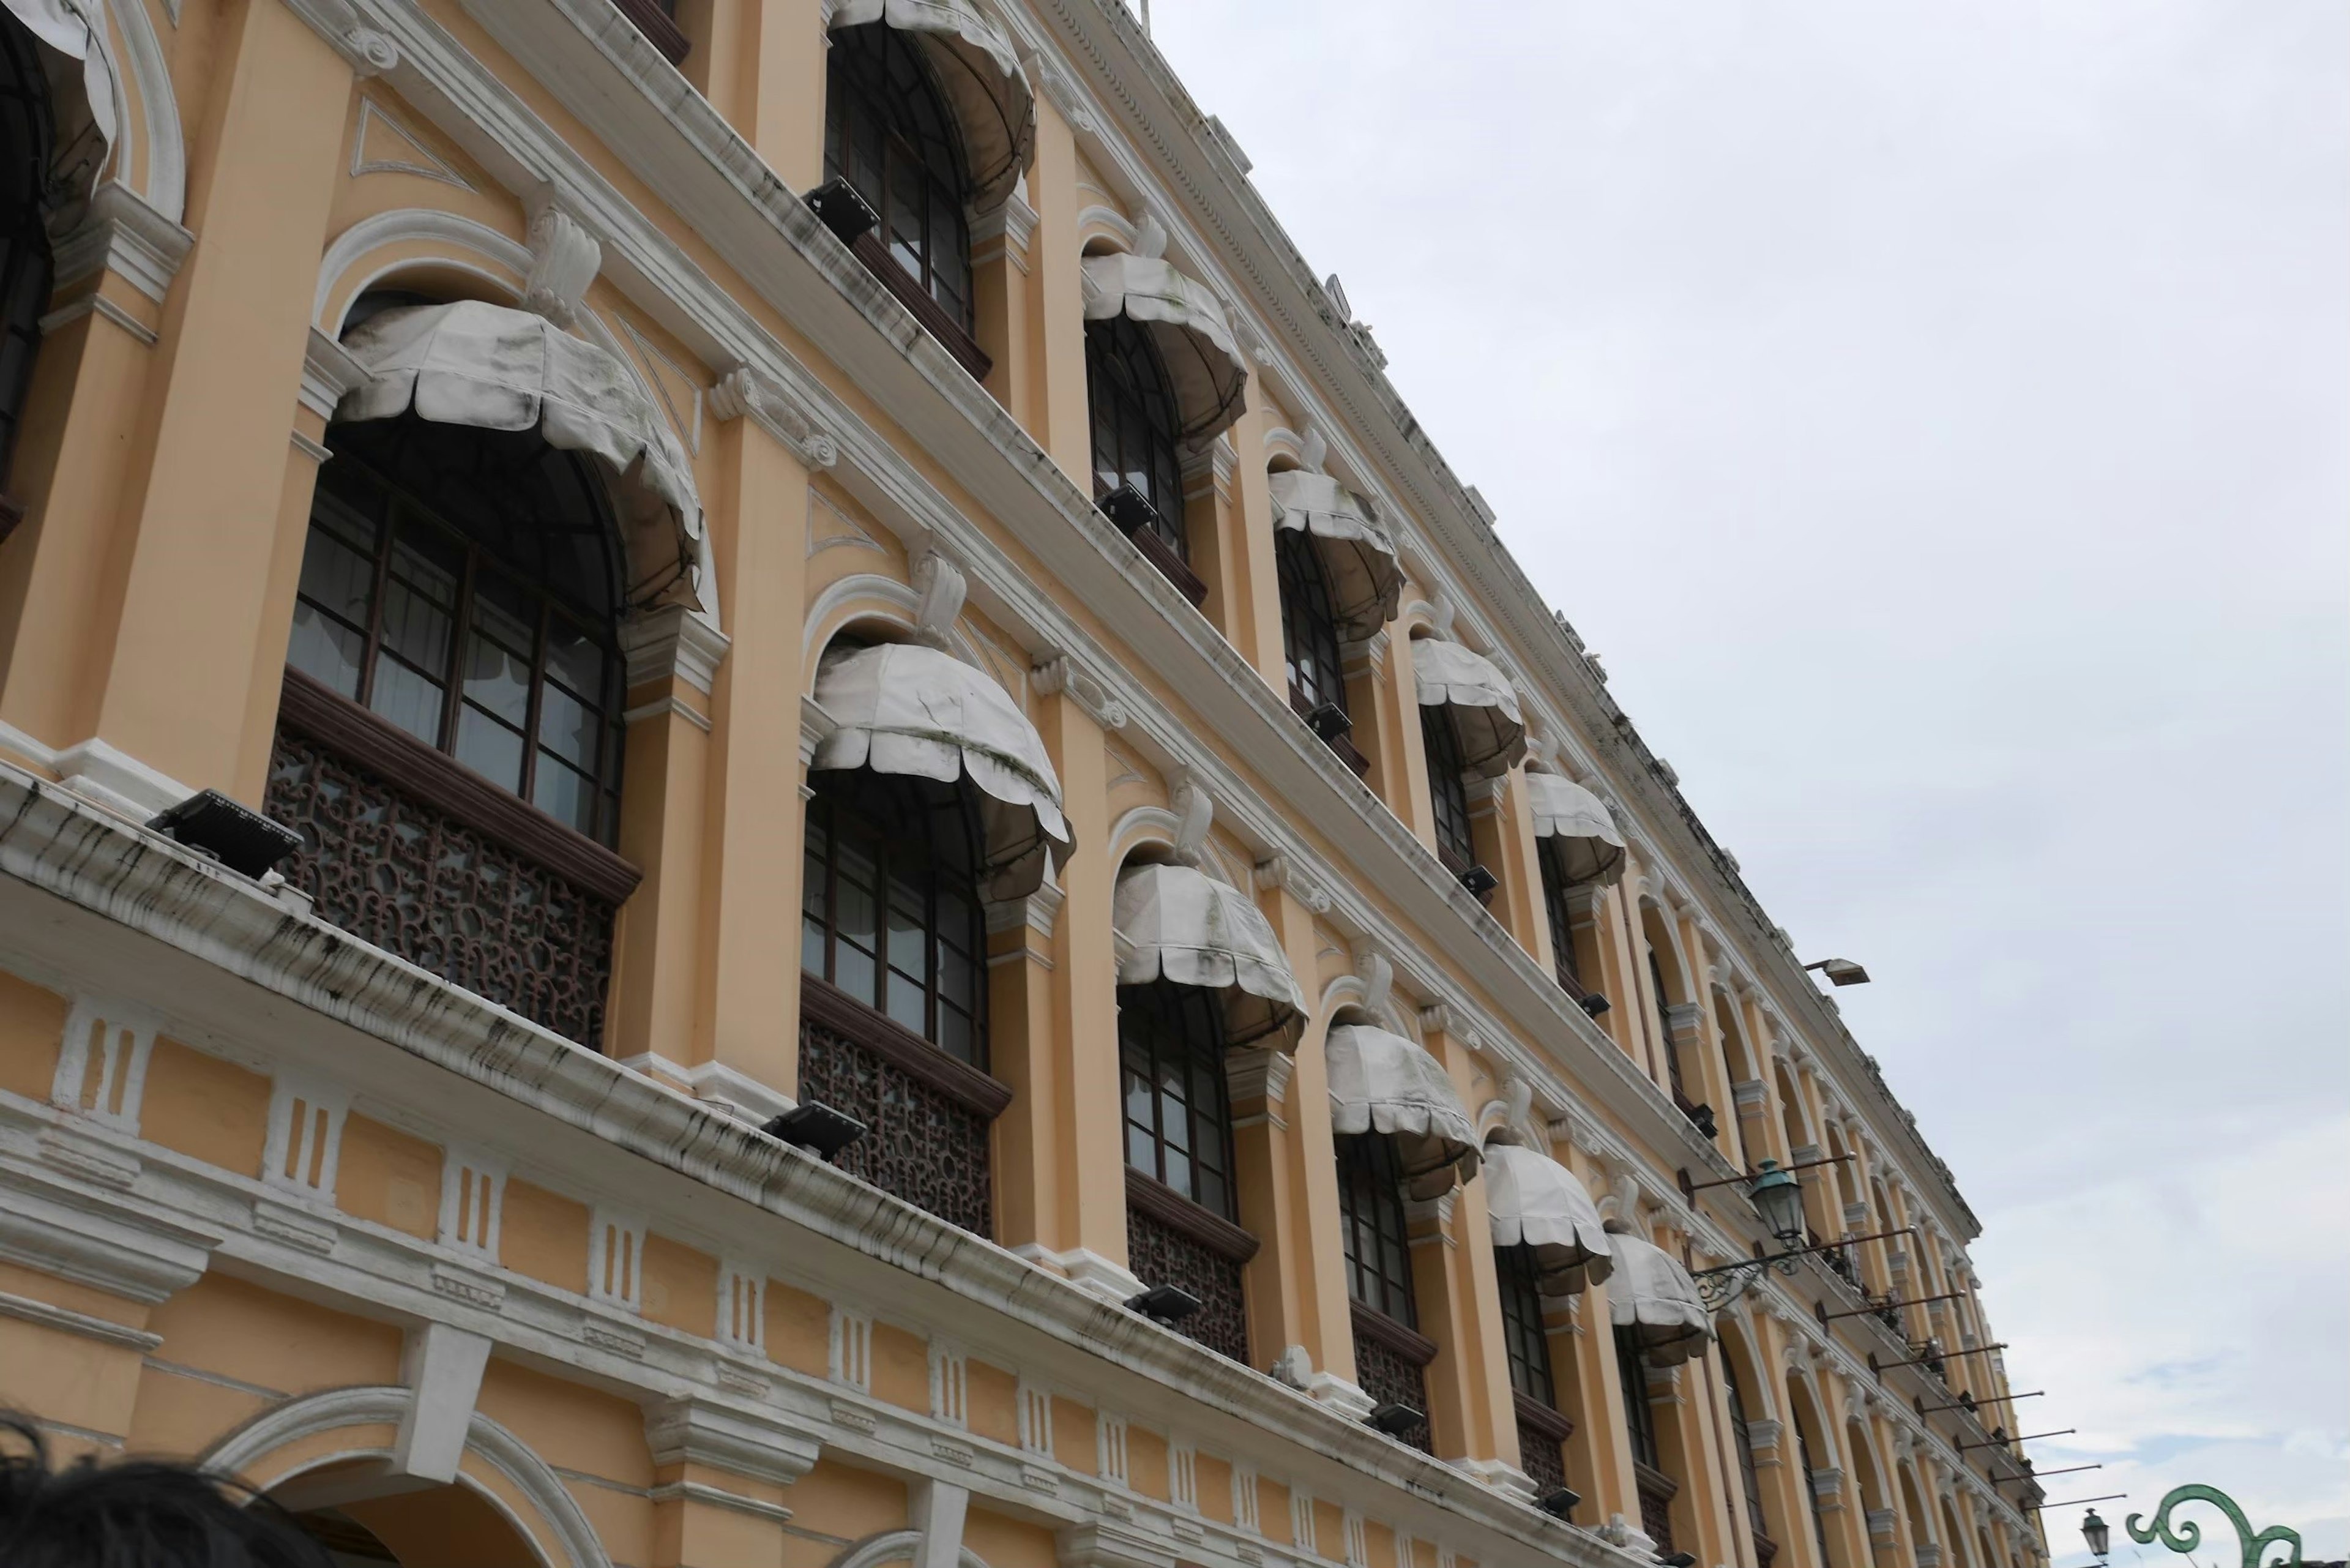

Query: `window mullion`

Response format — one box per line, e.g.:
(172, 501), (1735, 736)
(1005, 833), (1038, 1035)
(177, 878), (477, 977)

(357, 498), (398, 710)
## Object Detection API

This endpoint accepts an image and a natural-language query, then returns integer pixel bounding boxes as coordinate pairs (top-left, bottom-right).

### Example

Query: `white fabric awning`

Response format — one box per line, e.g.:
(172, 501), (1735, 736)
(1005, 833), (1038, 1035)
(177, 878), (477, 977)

(6, 0), (118, 211)
(1412, 638), (1528, 777)
(1267, 469), (1403, 637)
(1605, 1226), (1714, 1366)
(1114, 861), (1306, 1042)
(1525, 771), (1627, 887)
(1081, 251), (1247, 442)
(337, 302), (704, 612)
(1483, 1141), (1614, 1296)
(1326, 1023), (1480, 1198)
(810, 641), (1072, 896)
(829, 0), (1035, 207)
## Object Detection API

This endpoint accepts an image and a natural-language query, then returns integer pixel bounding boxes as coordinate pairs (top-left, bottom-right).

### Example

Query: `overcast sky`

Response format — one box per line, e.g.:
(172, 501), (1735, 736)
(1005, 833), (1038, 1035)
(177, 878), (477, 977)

(1144, 0), (2348, 1555)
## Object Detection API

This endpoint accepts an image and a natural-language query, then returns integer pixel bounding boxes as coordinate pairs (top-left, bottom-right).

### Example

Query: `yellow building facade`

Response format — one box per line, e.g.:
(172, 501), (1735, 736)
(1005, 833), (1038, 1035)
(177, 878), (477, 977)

(0, 3), (2050, 1568)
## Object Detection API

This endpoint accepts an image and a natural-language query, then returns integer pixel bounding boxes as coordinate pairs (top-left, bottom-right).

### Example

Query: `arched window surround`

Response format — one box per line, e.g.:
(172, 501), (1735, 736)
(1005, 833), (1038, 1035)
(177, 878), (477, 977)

(825, 21), (977, 337)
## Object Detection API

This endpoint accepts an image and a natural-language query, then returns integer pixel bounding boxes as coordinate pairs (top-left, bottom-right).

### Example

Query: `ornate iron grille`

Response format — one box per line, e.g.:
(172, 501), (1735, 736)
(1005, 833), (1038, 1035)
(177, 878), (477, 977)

(1350, 1299), (1436, 1455)
(267, 724), (619, 1047)
(1126, 1201), (1248, 1362)
(1355, 1331), (1431, 1451)
(798, 1001), (995, 1238)
(1518, 1415), (1566, 1493)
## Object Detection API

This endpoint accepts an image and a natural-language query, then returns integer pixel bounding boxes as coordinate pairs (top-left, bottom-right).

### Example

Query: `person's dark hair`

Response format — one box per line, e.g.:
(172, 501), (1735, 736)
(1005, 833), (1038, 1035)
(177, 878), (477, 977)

(0, 1412), (330, 1568)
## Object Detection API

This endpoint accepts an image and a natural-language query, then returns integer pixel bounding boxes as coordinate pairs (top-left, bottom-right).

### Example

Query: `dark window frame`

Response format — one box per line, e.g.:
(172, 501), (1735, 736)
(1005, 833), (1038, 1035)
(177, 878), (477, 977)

(824, 21), (975, 334)
(801, 764), (991, 1070)
(1085, 314), (1185, 551)
(1276, 526), (1348, 717)
(1419, 703), (1476, 872)
(1727, 1362), (1773, 1548)
(1649, 945), (1692, 1103)
(1496, 1242), (1557, 1407)
(287, 417), (629, 846)
(1538, 840), (1584, 991)
(1117, 977), (1238, 1220)
(1615, 1324), (1663, 1469)
(1336, 1132), (1419, 1329)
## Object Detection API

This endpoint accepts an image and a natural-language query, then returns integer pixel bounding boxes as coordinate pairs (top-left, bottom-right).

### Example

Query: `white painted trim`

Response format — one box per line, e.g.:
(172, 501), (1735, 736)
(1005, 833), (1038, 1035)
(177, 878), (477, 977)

(202, 1388), (611, 1568)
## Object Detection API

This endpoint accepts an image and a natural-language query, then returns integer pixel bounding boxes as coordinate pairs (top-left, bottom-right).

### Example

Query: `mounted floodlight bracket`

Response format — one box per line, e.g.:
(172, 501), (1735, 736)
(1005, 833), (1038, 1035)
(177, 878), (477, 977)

(1365, 1402), (1426, 1439)
(763, 1102), (868, 1160)
(147, 790), (303, 879)
(805, 176), (879, 245)
(1124, 1284), (1202, 1326)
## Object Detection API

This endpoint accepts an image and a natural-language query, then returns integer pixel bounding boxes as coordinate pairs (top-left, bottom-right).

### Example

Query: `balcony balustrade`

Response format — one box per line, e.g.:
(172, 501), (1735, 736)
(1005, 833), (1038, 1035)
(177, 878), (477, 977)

(1124, 1167), (1256, 1364)
(797, 976), (1009, 1238)
(265, 669), (637, 1051)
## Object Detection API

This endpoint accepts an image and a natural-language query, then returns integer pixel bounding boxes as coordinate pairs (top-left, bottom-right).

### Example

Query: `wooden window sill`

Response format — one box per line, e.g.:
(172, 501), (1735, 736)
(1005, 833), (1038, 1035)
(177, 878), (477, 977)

(276, 666), (641, 906)
(1125, 1167), (1260, 1264)
(611, 0), (688, 64)
(849, 231), (993, 384)
(1349, 1297), (1438, 1368)
(800, 974), (1013, 1121)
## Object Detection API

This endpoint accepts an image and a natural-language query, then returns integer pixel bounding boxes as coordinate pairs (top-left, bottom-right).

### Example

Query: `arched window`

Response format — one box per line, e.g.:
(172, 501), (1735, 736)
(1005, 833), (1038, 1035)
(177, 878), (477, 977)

(1725, 1362), (1775, 1559)
(1338, 1133), (1416, 1326)
(1338, 1129), (1434, 1449)
(0, 14), (54, 512)
(1419, 702), (1475, 872)
(1119, 977), (1234, 1217)
(1276, 526), (1346, 715)
(801, 762), (989, 1067)
(1119, 974), (1251, 1362)
(1616, 1323), (1676, 1550)
(1647, 945), (1692, 1105)
(1795, 1415), (1836, 1568)
(1497, 1242), (1572, 1495)
(1086, 313), (1184, 551)
(287, 413), (629, 844)
(826, 22), (974, 333)
(1537, 840), (1582, 990)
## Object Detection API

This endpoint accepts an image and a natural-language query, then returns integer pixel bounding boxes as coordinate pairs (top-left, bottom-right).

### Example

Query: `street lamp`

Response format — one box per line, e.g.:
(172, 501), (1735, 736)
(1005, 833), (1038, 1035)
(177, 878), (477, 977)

(1804, 957), (1871, 987)
(2081, 1510), (2111, 1561)
(1748, 1159), (1807, 1247)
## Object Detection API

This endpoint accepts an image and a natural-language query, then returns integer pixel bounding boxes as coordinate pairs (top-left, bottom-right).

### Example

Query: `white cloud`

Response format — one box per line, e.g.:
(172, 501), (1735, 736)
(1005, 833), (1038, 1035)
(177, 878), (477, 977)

(1147, 0), (2348, 1553)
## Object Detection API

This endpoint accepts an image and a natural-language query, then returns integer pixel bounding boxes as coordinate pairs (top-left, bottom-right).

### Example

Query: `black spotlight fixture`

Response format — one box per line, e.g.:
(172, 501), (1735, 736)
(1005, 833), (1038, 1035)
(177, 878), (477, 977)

(1365, 1402), (1425, 1439)
(1096, 482), (1161, 539)
(804, 176), (879, 246)
(1537, 1486), (1580, 1521)
(1305, 701), (1354, 742)
(762, 1102), (867, 1160)
(146, 790), (301, 879)
(1123, 1285), (1201, 1326)
(1578, 991), (1612, 1018)
(1459, 864), (1499, 899)
(1658, 1555), (1698, 1567)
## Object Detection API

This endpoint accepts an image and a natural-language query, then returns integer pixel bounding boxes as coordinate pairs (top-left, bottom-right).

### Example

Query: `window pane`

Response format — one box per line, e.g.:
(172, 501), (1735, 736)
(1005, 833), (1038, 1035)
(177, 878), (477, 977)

(297, 521), (376, 630)
(935, 1005), (972, 1065)
(1163, 1148), (1190, 1198)
(463, 630), (531, 729)
(532, 752), (594, 834)
(455, 704), (525, 792)
(379, 532), (457, 671)
(834, 941), (874, 1002)
(545, 621), (604, 700)
(369, 656), (444, 745)
(287, 602), (364, 698)
(1128, 1122), (1155, 1173)
(886, 969), (925, 1032)
(887, 884), (925, 974)
(802, 916), (825, 977)
(537, 678), (598, 771)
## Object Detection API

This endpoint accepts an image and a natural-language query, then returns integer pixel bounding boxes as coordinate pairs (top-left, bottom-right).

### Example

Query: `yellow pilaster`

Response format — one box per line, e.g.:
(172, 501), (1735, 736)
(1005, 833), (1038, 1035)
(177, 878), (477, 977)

(80, 3), (354, 799)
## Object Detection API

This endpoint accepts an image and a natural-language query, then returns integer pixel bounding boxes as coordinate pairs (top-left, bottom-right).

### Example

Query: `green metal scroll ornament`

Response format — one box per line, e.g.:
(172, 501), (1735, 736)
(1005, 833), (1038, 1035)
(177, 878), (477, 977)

(2126, 1484), (2303, 1568)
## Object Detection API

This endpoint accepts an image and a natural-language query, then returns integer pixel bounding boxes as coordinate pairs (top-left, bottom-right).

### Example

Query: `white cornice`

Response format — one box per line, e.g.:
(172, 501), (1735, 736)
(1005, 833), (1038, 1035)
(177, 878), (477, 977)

(0, 765), (1647, 1568)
